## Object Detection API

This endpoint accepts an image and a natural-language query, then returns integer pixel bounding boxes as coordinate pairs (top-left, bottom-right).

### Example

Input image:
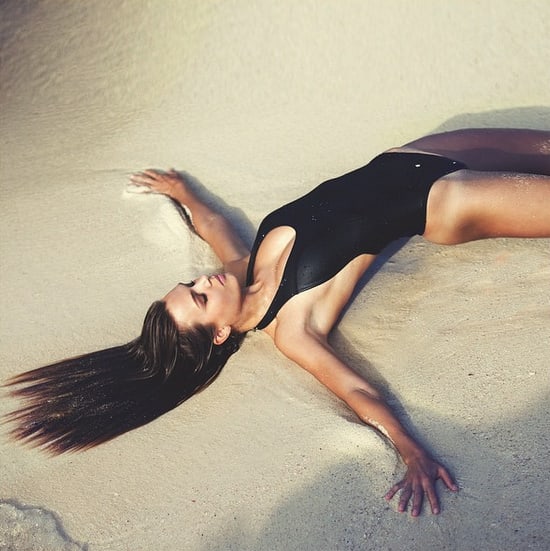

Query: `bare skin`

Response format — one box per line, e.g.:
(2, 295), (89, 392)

(129, 128), (550, 517)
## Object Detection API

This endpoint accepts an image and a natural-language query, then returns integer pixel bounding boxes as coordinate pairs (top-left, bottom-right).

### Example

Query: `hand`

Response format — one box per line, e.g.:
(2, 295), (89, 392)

(129, 169), (187, 200)
(385, 454), (458, 517)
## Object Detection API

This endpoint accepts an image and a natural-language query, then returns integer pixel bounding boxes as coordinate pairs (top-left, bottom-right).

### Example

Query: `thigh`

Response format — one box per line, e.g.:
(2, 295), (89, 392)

(403, 128), (550, 174)
(424, 169), (550, 244)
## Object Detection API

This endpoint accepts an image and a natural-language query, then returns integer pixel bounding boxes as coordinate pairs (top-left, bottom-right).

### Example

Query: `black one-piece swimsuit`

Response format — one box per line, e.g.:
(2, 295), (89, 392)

(246, 152), (467, 329)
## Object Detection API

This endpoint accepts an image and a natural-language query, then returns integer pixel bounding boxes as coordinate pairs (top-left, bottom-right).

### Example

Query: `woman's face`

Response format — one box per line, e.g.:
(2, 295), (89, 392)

(162, 273), (242, 342)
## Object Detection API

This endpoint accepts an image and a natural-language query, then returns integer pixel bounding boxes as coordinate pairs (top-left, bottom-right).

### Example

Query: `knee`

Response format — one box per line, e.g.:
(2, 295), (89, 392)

(423, 173), (481, 245)
(424, 221), (479, 246)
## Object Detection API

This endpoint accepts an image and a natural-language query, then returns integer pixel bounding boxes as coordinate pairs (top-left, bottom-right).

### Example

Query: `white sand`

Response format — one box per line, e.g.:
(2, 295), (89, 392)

(1, 1), (549, 550)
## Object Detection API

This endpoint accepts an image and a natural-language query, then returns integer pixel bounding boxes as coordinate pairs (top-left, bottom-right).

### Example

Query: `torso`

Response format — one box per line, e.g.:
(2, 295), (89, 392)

(248, 225), (377, 338)
(246, 150), (466, 338)
(266, 253), (376, 341)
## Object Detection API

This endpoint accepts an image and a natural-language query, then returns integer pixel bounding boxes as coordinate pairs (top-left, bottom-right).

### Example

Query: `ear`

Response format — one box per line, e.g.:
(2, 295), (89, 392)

(213, 325), (231, 345)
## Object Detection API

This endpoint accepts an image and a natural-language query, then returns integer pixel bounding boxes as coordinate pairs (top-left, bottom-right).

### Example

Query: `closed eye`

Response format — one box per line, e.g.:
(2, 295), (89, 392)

(179, 281), (207, 308)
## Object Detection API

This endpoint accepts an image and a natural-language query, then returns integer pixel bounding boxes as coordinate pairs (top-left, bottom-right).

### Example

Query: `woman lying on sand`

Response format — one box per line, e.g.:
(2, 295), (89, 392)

(5, 128), (550, 517)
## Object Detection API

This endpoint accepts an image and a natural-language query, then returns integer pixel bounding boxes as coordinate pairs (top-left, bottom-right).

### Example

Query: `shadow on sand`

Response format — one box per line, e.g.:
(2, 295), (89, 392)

(195, 394), (549, 551)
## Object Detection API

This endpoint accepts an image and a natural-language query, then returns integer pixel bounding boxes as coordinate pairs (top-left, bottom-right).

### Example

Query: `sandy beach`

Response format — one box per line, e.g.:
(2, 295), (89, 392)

(1, 1), (549, 550)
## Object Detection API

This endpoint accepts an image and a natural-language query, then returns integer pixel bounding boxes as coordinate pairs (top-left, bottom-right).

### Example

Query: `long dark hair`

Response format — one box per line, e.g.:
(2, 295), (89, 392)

(3, 301), (245, 454)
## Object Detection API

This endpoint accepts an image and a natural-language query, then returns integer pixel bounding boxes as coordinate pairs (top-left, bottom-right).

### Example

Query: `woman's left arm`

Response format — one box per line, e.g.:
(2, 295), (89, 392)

(275, 329), (458, 516)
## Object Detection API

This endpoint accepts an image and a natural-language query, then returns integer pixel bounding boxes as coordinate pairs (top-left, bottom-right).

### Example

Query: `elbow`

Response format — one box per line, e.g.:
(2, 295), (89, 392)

(348, 385), (382, 403)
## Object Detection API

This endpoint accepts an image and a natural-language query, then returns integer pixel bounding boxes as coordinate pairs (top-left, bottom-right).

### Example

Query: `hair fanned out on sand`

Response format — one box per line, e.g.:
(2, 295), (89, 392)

(3, 301), (244, 454)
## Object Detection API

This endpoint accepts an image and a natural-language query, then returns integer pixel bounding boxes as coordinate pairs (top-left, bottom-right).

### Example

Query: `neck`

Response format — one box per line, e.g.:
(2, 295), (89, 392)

(234, 280), (271, 333)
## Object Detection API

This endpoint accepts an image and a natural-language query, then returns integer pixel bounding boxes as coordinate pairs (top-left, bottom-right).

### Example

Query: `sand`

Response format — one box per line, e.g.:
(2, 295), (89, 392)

(1, 1), (549, 550)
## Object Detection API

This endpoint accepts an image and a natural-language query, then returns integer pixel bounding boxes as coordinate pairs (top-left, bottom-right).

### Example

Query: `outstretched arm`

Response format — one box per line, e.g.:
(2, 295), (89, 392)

(275, 330), (458, 517)
(130, 169), (250, 281)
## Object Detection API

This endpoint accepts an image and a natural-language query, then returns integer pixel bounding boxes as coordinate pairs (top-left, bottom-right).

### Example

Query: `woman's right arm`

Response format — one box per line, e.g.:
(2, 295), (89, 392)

(130, 169), (250, 279)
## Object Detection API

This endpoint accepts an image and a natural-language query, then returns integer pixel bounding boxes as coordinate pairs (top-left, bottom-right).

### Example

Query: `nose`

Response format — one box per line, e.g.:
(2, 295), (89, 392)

(194, 275), (211, 288)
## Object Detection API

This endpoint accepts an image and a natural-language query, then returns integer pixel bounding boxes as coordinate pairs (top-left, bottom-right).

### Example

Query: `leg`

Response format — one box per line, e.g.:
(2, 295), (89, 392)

(424, 169), (550, 245)
(404, 128), (550, 175)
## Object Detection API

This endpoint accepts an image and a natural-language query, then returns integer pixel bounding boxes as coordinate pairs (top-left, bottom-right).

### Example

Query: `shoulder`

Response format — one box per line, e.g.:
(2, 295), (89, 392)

(271, 320), (329, 369)
(269, 317), (378, 400)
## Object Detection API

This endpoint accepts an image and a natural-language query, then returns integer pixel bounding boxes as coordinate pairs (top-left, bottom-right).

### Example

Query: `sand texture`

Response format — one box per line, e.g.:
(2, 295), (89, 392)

(1, 1), (549, 550)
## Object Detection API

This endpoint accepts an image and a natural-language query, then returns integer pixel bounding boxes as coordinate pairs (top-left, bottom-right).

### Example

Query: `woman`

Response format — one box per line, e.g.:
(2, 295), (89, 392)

(5, 128), (550, 517)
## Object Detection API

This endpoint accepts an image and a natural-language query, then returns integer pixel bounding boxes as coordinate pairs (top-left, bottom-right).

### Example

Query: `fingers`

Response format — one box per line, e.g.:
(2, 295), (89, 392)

(129, 171), (156, 187)
(423, 464), (459, 515)
(129, 169), (175, 194)
(398, 486), (413, 514)
(387, 482), (424, 517)
(129, 169), (183, 186)
(425, 485), (440, 515)
(127, 168), (186, 200)
(411, 485), (424, 517)
(130, 169), (161, 183)
(438, 466), (459, 492)
(387, 483), (429, 517)
(386, 480), (417, 515)
(386, 460), (458, 517)
(384, 482), (402, 502)
(386, 470), (455, 516)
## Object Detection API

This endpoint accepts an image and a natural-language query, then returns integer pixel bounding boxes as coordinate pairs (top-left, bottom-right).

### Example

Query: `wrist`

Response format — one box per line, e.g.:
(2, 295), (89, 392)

(392, 434), (429, 465)
(170, 183), (188, 203)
